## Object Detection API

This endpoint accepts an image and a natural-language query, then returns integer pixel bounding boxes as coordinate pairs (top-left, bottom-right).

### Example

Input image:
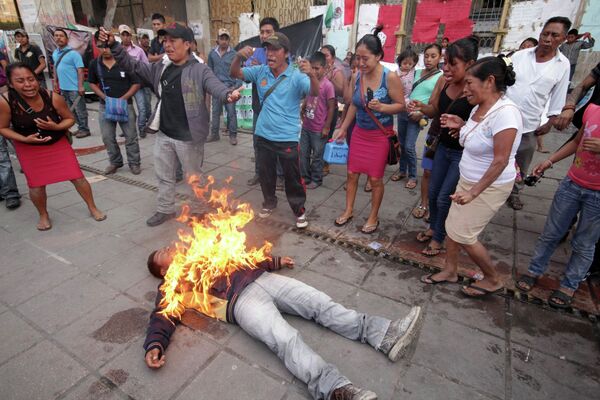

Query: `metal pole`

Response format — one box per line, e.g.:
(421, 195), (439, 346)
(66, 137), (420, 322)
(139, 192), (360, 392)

(492, 0), (511, 53)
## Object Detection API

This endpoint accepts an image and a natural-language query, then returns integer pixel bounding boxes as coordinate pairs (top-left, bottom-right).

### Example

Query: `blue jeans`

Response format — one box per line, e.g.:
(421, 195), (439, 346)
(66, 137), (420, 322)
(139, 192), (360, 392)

(300, 128), (327, 184)
(235, 273), (391, 400)
(60, 90), (89, 133)
(133, 88), (152, 134)
(397, 113), (420, 180)
(98, 103), (140, 167)
(528, 176), (600, 291)
(211, 96), (237, 138)
(0, 137), (20, 200)
(428, 142), (462, 243)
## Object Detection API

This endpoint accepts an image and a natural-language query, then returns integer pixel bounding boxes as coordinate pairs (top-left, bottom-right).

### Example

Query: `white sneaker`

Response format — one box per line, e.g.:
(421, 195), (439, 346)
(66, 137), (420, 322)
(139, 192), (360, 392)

(380, 306), (424, 362)
(296, 213), (308, 229)
(258, 208), (273, 219)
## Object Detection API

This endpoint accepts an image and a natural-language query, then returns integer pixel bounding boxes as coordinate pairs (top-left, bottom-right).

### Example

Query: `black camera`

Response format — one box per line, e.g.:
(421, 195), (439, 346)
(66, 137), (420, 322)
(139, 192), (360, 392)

(523, 174), (542, 187)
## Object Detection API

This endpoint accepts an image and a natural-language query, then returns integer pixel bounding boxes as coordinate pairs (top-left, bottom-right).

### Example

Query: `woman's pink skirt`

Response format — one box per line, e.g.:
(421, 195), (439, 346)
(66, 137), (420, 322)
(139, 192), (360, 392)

(347, 125), (389, 178)
(12, 136), (84, 188)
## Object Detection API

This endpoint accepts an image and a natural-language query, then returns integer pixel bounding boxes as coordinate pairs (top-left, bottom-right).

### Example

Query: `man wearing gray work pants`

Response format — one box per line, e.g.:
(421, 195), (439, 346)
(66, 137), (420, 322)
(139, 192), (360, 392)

(144, 251), (424, 400)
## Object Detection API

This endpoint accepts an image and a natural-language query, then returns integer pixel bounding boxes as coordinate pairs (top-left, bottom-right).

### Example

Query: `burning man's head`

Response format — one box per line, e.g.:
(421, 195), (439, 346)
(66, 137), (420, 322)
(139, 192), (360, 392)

(147, 247), (174, 278)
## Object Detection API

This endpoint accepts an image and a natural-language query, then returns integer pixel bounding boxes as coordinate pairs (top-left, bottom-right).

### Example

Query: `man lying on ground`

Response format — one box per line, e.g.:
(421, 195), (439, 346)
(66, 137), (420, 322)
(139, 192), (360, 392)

(144, 247), (424, 400)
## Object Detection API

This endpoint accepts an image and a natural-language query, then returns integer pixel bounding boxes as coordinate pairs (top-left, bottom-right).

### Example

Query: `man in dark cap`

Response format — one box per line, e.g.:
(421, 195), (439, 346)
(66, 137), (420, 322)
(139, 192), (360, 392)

(13, 29), (46, 88)
(98, 24), (241, 227)
(231, 32), (319, 229)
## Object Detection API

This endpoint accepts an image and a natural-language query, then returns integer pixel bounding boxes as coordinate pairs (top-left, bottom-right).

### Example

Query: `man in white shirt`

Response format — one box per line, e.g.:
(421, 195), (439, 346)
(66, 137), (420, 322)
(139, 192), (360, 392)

(505, 16), (571, 210)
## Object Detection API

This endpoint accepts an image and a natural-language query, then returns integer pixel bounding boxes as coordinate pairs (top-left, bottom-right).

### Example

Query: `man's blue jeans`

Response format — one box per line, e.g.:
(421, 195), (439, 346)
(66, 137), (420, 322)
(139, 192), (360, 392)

(133, 88), (152, 134)
(60, 90), (89, 133)
(528, 176), (600, 291)
(428, 142), (462, 243)
(300, 128), (327, 185)
(211, 96), (237, 138)
(397, 112), (420, 180)
(0, 137), (20, 200)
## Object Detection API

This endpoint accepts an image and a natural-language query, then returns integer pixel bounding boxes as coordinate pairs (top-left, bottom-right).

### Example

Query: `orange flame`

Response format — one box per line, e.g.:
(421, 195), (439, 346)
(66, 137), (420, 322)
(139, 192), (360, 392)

(158, 175), (272, 321)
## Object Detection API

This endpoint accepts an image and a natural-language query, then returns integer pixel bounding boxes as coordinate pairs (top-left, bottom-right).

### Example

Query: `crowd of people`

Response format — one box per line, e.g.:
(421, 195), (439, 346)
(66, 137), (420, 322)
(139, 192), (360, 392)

(0, 11), (599, 400)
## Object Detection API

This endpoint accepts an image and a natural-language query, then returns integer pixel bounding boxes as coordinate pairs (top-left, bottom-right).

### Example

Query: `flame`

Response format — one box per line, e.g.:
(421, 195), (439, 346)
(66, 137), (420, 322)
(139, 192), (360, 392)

(158, 175), (272, 321)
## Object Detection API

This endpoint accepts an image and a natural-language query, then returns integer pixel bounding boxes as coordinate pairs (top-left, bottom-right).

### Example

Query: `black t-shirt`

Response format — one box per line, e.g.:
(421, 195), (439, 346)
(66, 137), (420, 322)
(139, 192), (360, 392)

(149, 37), (164, 56)
(88, 57), (140, 104)
(437, 85), (475, 150)
(14, 44), (44, 80)
(160, 62), (192, 141)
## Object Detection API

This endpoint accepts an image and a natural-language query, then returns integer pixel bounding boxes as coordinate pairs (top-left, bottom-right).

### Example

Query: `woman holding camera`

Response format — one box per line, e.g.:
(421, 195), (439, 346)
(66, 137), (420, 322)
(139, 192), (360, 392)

(421, 56), (522, 296)
(332, 26), (405, 234)
(0, 63), (105, 231)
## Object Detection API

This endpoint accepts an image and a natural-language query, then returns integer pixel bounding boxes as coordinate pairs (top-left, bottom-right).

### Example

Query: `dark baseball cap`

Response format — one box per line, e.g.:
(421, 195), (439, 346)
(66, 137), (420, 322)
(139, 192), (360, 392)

(263, 32), (290, 51)
(14, 29), (28, 37)
(157, 23), (194, 42)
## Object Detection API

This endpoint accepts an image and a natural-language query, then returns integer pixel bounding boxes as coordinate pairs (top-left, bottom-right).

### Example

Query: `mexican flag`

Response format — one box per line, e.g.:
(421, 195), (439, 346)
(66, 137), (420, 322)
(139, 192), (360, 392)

(324, 0), (356, 29)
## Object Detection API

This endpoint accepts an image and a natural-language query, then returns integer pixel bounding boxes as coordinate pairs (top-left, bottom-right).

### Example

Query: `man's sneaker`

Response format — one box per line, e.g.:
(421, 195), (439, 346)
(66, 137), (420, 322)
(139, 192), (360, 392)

(75, 130), (91, 139)
(258, 208), (273, 219)
(146, 212), (176, 227)
(144, 127), (157, 135)
(306, 182), (321, 190)
(5, 197), (21, 210)
(379, 306), (424, 362)
(276, 177), (284, 191)
(229, 136), (238, 145)
(206, 135), (220, 143)
(296, 213), (308, 229)
(247, 175), (260, 186)
(130, 165), (141, 175)
(104, 164), (120, 175)
(329, 384), (377, 400)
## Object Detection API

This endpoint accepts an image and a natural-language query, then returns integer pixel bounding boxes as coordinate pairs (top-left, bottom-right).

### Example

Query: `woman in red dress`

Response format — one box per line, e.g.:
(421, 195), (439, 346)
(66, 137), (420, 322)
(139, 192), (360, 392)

(0, 63), (106, 230)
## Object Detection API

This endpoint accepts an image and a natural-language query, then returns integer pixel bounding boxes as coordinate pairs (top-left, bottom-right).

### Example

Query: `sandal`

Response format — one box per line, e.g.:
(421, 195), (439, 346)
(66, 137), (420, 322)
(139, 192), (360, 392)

(334, 214), (354, 227)
(37, 219), (52, 231)
(460, 284), (503, 298)
(364, 182), (372, 192)
(361, 220), (379, 234)
(548, 290), (573, 309)
(421, 273), (458, 285)
(416, 231), (433, 243)
(421, 244), (443, 257)
(507, 196), (523, 210)
(405, 179), (417, 190)
(390, 172), (406, 182)
(515, 274), (537, 292)
(412, 205), (427, 219)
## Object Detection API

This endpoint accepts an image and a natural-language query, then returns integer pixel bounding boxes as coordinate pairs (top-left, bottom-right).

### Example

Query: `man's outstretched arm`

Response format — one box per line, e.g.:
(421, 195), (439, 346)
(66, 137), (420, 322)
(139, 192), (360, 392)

(144, 285), (178, 369)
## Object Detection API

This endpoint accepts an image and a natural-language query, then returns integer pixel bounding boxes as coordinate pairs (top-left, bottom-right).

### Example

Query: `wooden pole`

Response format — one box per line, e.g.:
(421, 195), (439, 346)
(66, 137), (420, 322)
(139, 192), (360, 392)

(348, 0), (361, 51)
(395, 0), (410, 54)
(492, 0), (511, 53)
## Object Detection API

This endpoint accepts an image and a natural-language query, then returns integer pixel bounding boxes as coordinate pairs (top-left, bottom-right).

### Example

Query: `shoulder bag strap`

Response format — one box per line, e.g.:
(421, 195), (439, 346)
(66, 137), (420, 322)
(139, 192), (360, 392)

(411, 69), (441, 91)
(260, 75), (288, 109)
(96, 60), (109, 95)
(359, 72), (394, 137)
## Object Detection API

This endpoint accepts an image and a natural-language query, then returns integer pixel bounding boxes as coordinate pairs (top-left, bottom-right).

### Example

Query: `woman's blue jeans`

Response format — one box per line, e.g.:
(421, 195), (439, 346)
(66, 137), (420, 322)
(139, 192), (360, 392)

(428, 142), (462, 243)
(397, 112), (420, 180)
(528, 176), (600, 291)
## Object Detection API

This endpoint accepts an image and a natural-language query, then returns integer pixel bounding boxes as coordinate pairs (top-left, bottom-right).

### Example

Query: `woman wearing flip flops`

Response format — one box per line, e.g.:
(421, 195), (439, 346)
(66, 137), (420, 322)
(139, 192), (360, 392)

(410, 37), (478, 257)
(0, 63), (106, 231)
(420, 56), (523, 298)
(332, 26), (405, 234)
(516, 102), (600, 309)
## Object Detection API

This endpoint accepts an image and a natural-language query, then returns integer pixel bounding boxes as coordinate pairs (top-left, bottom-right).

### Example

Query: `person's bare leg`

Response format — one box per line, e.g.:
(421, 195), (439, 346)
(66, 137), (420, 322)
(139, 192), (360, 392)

(420, 169), (430, 211)
(365, 177), (383, 226)
(29, 186), (51, 230)
(462, 240), (503, 294)
(427, 236), (459, 282)
(71, 177), (106, 221)
(338, 172), (359, 221)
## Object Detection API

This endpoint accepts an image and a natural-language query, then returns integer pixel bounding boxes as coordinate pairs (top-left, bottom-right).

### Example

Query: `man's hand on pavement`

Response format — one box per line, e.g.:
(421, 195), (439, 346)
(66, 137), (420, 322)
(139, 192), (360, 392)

(145, 348), (166, 369)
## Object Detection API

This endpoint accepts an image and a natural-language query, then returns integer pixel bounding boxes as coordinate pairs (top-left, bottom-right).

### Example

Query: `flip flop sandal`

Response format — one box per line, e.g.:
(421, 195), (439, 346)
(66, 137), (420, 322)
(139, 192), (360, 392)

(460, 284), (503, 298)
(420, 273), (458, 285)
(361, 220), (379, 234)
(548, 290), (573, 309)
(412, 206), (428, 219)
(334, 215), (354, 227)
(37, 220), (52, 231)
(93, 213), (107, 222)
(416, 231), (433, 243)
(364, 183), (373, 192)
(405, 180), (418, 189)
(515, 275), (537, 292)
(390, 173), (406, 182)
(421, 244), (443, 257)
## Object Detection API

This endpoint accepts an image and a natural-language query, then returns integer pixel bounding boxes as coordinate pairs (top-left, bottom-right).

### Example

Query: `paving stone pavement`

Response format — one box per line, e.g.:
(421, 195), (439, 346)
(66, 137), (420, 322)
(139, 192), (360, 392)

(0, 107), (598, 399)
